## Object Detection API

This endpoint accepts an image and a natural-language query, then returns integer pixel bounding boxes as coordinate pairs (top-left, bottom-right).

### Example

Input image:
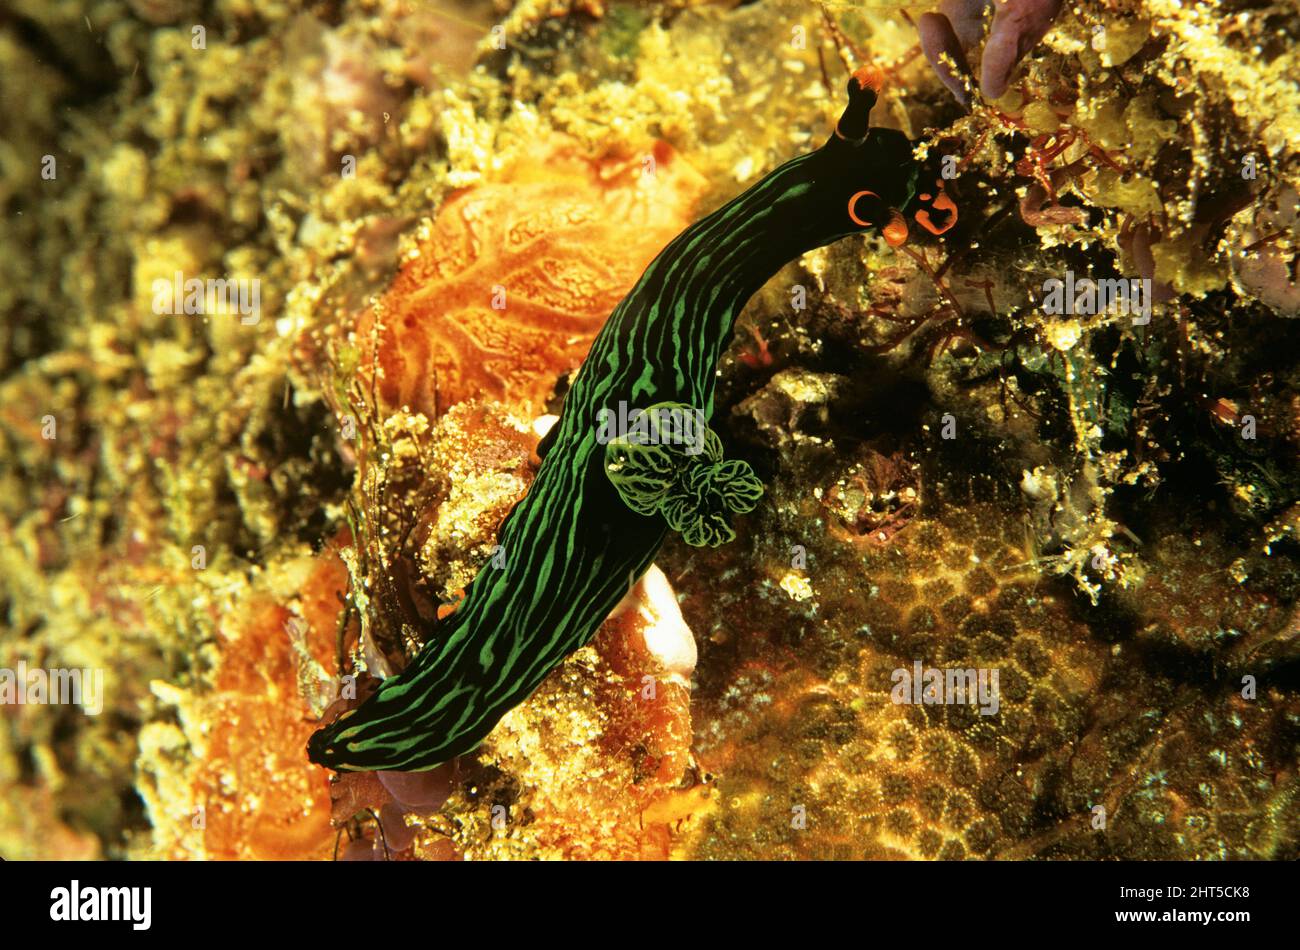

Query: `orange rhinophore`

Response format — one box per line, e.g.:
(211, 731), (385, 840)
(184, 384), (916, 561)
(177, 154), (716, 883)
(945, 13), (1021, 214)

(883, 209), (910, 246)
(852, 64), (886, 94)
(848, 191), (910, 246)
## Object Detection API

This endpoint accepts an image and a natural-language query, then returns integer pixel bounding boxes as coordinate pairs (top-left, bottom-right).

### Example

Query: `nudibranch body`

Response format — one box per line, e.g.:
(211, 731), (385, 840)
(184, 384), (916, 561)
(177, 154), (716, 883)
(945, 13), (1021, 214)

(308, 69), (956, 772)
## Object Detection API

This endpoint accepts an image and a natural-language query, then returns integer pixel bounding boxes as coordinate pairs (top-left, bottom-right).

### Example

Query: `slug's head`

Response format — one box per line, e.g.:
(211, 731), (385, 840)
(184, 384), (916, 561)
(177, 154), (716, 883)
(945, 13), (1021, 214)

(831, 66), (958, 247)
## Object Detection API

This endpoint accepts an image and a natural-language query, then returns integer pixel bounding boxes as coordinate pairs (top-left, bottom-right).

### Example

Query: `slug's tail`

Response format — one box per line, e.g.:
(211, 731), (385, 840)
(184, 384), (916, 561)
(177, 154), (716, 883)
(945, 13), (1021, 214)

(306, 692), (434, 774)
(308, 692), (460, 774)
(307, 644), (482, 773)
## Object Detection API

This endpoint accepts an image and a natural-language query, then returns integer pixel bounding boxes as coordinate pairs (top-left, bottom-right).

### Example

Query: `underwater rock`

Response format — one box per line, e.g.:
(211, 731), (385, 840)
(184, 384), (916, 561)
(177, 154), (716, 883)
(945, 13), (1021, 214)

(125, 0), (200, 26)
(282, 18), (407, 178)
(355, 134), (708, 418)
(5, 0), (1300, 865)
(1231, 185), (1300, 317)
(302, 395), (702, 858)
(439, 563), (702, 859)
(321, 560), (703, 861)
(327, 762), (460, 859)
(675, 488), (1299, 859)
(137, 555), (347, 859)
(736, 369), (847, 447)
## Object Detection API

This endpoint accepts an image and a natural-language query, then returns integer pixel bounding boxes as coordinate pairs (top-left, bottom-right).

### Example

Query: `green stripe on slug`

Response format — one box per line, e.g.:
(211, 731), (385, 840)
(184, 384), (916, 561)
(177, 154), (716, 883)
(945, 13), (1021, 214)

(307, 70), (955, 773)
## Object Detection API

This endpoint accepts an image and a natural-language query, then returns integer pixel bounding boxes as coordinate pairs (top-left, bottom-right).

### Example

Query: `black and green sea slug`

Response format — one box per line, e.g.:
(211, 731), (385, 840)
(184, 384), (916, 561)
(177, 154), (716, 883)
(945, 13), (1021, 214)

(307, 67), (957, 772)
